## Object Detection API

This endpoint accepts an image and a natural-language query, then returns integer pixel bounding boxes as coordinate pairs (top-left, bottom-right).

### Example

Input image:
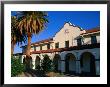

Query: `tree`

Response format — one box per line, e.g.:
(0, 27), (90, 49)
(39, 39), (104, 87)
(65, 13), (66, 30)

(17, 11), (49, 58)
(11, 56), (25, 77)
(41, 54), (52, 73)
(11, 16), (27, 55)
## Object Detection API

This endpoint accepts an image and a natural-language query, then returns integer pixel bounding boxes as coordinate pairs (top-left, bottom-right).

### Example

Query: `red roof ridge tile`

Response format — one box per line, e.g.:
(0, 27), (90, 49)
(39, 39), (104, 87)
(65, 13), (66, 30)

(31, 38), (53, 45)
(81, 27), (100, 35)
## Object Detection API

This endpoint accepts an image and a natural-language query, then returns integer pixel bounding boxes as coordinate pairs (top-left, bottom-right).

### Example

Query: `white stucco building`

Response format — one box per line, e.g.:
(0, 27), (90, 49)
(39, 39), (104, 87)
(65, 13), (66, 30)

(21, 22), (100, 76)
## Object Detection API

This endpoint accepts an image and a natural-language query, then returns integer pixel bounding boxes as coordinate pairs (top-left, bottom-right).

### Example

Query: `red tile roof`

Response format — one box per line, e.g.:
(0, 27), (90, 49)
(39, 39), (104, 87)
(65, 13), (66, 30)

(21, 38), (53, 48)
(21, 27), (99, 48)
(81, 27), (100, 35)
(31, 48), (62, 54)
(31, 38), (53, 45)
(29, 43), (100, 54)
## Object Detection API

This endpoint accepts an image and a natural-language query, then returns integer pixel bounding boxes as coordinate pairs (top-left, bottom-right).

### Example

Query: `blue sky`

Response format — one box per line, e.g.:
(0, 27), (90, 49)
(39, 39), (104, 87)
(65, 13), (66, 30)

(11, 11), (100, 53)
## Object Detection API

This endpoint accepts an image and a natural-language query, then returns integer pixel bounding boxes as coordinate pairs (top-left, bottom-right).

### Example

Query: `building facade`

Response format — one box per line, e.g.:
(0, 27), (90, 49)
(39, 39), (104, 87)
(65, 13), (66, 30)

(21, 22), (100, 76)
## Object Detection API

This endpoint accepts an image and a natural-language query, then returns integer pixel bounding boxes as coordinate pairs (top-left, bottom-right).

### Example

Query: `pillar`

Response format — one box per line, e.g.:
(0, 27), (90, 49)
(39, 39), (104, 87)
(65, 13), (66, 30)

(95, 60), (100, 75)
(21, 55), (25, 63)
(31, 54), (36, 70)
(60, 53), (65, 73)
(76, 60), (81, 75)
(60, 60), (65, 73)
(93, 52), (100, 76)
(32, 58), (36, 69)
(39, 54), (43, 69)
(21, 56), (24, 63)
(75, 52), (81, 75)
(51, 53), (55, 61)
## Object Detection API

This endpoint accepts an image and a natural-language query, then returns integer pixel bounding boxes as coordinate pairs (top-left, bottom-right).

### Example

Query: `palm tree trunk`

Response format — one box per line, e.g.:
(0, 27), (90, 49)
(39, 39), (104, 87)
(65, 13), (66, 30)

(26, 33), (31, 58)
(25, 33), (32, 70)
(11, 41), (15, 55)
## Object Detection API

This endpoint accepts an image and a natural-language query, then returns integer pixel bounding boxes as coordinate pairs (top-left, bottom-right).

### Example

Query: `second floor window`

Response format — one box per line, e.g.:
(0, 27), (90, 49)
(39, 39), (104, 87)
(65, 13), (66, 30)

(40, 45), (42, 50)
(77, 38), (82, 46)
(91, 36), (97, 44)
(65, 41), (69, 48)
(47, 44), (50, 49)
(34, 46), (36, 51)
(55, 42), (59, 48)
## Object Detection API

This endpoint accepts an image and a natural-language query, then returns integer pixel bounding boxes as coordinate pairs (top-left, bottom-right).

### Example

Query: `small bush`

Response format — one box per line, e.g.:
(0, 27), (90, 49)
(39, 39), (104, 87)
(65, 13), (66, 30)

(36, 65), (41, 70)
(41, 54), (53, 73)
(11, 56), (25, 77)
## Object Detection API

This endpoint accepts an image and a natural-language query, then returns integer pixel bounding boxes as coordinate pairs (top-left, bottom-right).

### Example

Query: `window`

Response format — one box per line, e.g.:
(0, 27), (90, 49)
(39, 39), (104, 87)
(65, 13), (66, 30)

(47, 44), (50, 49)
(55, 42), (59, 48)
(91, 36), (97, 44)
(34, 46), (36, 51)
(77, 38), (82, 46)
(65, 41), (69, 48)
(31, 46), (35, 51)
(40, 45), (42, 50)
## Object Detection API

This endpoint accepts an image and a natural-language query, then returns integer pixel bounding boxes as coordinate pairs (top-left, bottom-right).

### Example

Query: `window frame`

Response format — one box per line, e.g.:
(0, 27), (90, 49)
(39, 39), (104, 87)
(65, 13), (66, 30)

(55, 42), (59, 48)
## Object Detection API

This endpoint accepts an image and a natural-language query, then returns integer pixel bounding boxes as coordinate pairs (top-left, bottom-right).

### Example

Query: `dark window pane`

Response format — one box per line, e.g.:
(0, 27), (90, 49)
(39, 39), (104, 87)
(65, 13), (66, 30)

(55, 42), (59, 48)
(77, 38), (82, 46)
(40, 45), (42, 50)
(47, 44), (50, 49)
(34, 46), (36, 51)
(65, 41), (69, 48)
(91, 36), (97, 44)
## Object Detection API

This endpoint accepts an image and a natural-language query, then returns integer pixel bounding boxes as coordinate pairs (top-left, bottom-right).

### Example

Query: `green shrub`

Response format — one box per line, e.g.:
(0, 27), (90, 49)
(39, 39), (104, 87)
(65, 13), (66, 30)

(11, 56), (25, 77)
(41, 54), (53, 73)
(36, 65), (41, 70)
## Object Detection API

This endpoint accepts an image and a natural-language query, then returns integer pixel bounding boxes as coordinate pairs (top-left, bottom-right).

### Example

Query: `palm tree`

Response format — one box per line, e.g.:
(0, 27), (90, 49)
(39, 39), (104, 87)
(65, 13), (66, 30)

(11, 16), (27, 55)
(17, 11), (48, 58)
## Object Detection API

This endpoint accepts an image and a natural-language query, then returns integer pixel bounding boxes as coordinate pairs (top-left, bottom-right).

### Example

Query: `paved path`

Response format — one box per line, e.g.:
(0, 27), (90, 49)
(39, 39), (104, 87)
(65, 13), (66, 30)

(17, 72), (78, 77)
(17, 72), (36, 77)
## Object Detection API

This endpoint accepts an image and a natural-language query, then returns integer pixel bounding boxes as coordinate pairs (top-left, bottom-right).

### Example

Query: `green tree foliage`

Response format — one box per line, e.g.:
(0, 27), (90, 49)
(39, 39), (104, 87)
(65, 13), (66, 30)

(11, 56), (25, 77)
(11, 16), (27, 54)
(17, 11), (49, 58)
(41, 54), (52, 73)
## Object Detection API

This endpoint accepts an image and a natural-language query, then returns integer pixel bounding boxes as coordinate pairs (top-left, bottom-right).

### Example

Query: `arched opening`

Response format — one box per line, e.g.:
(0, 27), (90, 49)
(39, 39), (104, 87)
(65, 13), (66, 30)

(65, 53), (76, 75)
(35, 56), (40, 70)
(80, 52), (96, 76)
(53, 54), (61, 72)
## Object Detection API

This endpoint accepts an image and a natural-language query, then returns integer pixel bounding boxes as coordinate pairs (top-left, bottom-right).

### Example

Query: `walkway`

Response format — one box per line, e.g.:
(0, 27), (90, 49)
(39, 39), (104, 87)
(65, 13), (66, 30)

(17, 69), (78, 77)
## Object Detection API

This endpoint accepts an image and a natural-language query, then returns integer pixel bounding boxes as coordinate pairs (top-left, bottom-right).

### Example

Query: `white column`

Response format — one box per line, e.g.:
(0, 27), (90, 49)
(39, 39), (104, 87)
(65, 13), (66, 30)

(21, 56), (24, 63)
(40, 54), (44, 60)
(21, 55), (25, 63)
(75, 52), (81, 74)
(32, 58), (36, 69)
(39, 59), (42, 66)
(60, 53), (65, 73)
(49, 53), (55, 61)
(93, 52), (100, 75)
(76, 60), (81, 74)
(31, 54), (37, 70)
(39, 54), (43, 68)
(61, 60), (65, 73)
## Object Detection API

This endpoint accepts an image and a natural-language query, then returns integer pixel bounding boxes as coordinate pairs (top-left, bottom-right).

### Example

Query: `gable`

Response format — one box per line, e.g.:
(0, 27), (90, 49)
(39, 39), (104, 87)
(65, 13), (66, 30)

(53, 22), (84, 40)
